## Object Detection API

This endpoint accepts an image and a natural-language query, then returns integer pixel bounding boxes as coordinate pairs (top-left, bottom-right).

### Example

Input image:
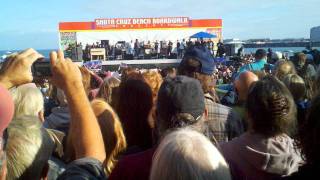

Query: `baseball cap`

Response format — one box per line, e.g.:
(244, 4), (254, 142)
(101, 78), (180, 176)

(157, 76), (205, 123)
(180, 45), (215, 75)
(306, 54), (314, 63)
(255, 49), (267, 59)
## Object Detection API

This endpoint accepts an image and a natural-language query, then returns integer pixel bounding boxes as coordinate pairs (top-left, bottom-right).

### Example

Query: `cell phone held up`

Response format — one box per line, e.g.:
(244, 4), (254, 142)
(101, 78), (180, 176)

(32, 58), (52, 77)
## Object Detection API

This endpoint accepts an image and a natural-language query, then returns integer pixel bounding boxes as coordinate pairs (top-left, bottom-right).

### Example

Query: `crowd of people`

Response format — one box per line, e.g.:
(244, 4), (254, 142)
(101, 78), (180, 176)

(0, 44), (320, 180)
(70, 38), (220, 61)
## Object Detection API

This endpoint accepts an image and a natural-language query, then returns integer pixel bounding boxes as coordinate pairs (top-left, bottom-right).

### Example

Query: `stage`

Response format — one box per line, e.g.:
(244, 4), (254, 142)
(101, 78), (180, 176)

(102, 58), (181, 65)
(97, 58), (182, 71)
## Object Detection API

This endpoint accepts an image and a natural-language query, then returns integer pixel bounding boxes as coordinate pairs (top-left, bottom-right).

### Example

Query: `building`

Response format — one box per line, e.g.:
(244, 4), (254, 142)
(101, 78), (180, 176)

(311, 26), (320, 46)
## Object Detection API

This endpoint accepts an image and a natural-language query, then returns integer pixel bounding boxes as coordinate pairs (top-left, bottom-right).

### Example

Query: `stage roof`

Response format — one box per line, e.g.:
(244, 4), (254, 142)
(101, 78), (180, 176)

(59, 17), (222, 32)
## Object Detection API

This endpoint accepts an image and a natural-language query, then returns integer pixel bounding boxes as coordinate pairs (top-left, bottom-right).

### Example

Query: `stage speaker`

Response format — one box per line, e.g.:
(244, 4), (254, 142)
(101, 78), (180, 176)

(169, 53), (177, 59)
(124, 54), (134, 60)
(144, 54), (152, 59)
(101, 40), (109, 47)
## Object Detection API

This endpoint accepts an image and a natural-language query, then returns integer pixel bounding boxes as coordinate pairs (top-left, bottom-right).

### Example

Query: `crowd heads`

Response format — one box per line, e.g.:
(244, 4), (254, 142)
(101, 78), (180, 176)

(0, 46), (320, 180)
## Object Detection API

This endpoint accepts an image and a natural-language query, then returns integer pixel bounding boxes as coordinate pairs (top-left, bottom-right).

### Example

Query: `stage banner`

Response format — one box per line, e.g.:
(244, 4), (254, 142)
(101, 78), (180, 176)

(95, 17), (190, 29)
(83, 60), (102, 71)
(60, 32), (77, 50)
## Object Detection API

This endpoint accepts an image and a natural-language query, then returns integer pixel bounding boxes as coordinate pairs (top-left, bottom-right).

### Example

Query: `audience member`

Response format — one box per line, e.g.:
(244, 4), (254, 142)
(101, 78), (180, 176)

(273, 60), (297, 81)
(0, 49), (42, 133)
(234, 71), (259, 103)
(314, 67), (320, 96)
(5, 116), (55, 180)
(79, 67), (92, 95)
(142, 70), (163, 128)
(294, 53), (316, 79)
(155, 76), (211, 140)
(89, 70), (104, 100)
(283, 95), (320, 179)
(142, 70), (163, 102)
(120, 67), (139, 82)
(283, 74), (310, 125)
(116, 78), (153, 155)
(293, 53), (316, 100)
(160, 67), (176, 78)
(43, 88), (70, 134)
(109, 76), (213, 180)
(44, 85), (59, 117)
(179, 45), (244, 142)
(150, 128), (232, 180)
(220, 76), (302, 180)
(10, 85), (44, 122)
(50, 50), (107, 179)
(0, 49), (108, 179)
(233, 71), (259, 129)
(96, 77), (121, 108)
(91, 99), (127, 175)
(0, 86), (14, 135)
(0, 49), (43, 178)
(239, 49), (268, 72)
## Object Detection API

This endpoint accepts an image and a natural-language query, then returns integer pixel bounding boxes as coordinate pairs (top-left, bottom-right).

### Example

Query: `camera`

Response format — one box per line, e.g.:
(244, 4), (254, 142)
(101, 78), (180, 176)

(32, 58), (51, 77)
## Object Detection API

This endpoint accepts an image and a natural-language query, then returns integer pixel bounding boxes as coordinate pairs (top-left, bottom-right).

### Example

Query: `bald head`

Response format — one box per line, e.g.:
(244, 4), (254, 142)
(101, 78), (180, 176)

(235, 71), (259, 101)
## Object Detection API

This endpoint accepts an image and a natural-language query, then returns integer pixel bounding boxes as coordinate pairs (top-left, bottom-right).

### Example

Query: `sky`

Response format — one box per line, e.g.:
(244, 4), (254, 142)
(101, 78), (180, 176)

(0, 0), (319, 50)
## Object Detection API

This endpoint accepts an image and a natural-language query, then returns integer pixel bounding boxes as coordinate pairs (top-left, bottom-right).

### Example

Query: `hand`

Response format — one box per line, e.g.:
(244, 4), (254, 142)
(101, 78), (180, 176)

(50, 50), (83, 93)
(87, 68), (95, 76)
(0, 48), (43, 89)
(79, 66), (92, 77)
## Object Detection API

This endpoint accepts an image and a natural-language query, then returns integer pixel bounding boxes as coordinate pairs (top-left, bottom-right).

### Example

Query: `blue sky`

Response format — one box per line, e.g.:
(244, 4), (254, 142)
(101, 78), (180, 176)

(0, 0), (319, 50)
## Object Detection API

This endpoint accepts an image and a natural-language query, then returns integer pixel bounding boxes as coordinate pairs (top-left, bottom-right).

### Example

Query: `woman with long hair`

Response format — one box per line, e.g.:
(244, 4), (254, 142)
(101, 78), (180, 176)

(220, 76), (302, 180)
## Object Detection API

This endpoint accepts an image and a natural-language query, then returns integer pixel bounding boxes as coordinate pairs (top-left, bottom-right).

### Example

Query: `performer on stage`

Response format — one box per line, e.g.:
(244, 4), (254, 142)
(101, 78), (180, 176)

(168, 41), (173, 57)
(155, 40), (160, 58)
(134, 39), (140, 57)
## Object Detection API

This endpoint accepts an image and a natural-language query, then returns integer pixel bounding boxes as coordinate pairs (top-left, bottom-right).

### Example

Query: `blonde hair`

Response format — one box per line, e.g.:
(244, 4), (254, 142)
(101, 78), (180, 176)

(79, 66), (91, 95)
(10, 85), (44, 119)
(142, 70), (163, 102)
(273, 60), (297, 81)
(91, 99), (127, 174)
(97, 77), (121, 104)
(283, 74), (306, 101)
(142, 70), (163, 129)
(150, 128), (232, 180)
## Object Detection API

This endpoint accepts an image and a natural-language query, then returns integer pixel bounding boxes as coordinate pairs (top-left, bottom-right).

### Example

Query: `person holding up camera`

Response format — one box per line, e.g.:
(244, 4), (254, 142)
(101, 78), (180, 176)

(0, 49), (107, 179)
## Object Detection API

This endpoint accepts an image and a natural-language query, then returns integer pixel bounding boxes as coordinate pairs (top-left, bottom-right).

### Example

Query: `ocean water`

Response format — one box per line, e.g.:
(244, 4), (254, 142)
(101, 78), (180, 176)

(1, 47), (320, 60)
(0, 49), (56, 59)
(244, 47), (320, 54)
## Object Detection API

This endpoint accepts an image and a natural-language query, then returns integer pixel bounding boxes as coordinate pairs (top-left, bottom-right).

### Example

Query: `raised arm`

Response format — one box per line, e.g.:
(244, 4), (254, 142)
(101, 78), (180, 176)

(90, 71), (104, 88)
(50, 51), (106, 162)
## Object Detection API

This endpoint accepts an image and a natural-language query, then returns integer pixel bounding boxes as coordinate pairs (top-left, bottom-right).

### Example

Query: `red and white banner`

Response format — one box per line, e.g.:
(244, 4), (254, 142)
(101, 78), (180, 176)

(95, 17), (189, 29)
(59, 17), (222, 46)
